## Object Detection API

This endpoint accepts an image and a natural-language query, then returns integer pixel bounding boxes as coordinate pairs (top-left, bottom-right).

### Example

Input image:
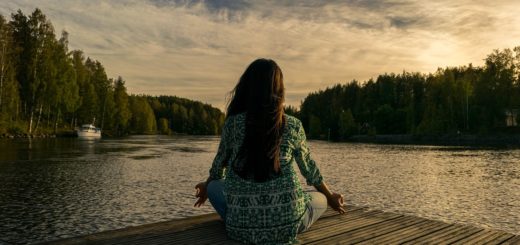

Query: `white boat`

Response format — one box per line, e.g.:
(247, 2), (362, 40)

(76, 124), (101, 138)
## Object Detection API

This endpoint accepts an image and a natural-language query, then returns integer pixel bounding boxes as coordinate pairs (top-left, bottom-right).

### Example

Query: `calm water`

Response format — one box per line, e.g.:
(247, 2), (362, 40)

(0, 136), (519, 244)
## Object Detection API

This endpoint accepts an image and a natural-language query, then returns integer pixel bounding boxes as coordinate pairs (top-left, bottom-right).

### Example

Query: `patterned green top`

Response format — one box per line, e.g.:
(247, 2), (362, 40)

(209, 113), (323, 244)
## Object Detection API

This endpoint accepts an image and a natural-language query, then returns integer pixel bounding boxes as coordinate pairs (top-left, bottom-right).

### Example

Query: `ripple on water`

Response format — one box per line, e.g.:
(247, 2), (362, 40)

(0, 136), (519, 244)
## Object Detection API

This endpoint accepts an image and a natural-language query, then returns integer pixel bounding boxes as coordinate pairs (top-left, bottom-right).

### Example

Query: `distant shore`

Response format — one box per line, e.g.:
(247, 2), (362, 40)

(346, 134), (520, 147)
(0, 131), (75, 139)
(3, 132), (520, 147)
(0, 131), (200, 139)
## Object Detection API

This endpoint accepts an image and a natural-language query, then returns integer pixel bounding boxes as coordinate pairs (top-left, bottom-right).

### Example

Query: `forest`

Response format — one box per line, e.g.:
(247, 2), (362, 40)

(2, 8), (519, 140)
(0, 9), (224, 137)
(295, 48), (520, 140)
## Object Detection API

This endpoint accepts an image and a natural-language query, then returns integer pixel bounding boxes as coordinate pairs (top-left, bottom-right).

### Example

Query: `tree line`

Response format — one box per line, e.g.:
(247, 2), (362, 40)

(3, 9), (518, 140)
(294, 48), (520, 140)
(0, 9), (224, 136)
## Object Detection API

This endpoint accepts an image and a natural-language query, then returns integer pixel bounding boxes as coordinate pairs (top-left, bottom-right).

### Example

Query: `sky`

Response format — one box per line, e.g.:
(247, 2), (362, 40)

(1, 0), (520, 110)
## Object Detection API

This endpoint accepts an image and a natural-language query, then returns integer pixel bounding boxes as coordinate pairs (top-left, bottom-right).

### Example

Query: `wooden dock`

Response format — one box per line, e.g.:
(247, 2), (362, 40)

(44, 205), (519, 244)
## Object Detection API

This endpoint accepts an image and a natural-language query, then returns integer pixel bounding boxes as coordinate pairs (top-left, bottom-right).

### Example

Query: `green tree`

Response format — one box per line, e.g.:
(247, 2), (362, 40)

(374, 104), (394, 134)
(209, 119), (218, 135)
(0, 14), (19, 121)
(47, 31), (78, 133)
(70, 50), (87, 127)
(157, 118), (170, 135)
(129, 95), (156, 134)
(309, 114), (321, 139)
(11, 9), (57, 133)
(113, 76), (131, 135)
(338, 109), (357, 139)
(28, 9), (56, 134)
(9, 10), (30, 121)
(284, 105), (299, 118)
(177, 104), (189, 133)
(0, 8), (227, 137)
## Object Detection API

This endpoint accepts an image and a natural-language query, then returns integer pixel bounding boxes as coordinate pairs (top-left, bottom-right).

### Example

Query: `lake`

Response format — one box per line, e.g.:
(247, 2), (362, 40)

(0, 135), (519, 244)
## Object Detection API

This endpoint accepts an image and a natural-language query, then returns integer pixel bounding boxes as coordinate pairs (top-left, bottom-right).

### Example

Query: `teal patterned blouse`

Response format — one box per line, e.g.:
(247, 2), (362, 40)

(209, 113), (323, 244)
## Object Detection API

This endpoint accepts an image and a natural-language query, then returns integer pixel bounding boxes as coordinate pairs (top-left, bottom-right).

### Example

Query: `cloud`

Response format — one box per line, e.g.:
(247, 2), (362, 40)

(1, 0), (519, 110)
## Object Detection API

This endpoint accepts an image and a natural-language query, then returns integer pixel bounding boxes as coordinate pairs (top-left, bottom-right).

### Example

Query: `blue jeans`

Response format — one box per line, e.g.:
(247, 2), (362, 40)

(206, 180), (327, 233)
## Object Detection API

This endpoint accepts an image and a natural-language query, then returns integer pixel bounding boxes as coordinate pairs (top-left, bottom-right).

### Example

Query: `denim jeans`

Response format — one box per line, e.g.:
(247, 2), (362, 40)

(206, 180), (327, 233)
(206, 180), (227, 219)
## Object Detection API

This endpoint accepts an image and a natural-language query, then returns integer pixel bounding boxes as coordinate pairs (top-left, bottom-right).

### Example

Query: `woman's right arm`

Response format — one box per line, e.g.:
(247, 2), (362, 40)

(207, 118), (231, 182)
(195, 117), (231, 207)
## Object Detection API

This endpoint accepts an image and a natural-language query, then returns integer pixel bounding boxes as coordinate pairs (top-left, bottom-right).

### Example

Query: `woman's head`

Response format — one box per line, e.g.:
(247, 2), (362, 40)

(227, 59), (284, 116)
(227, 58), (286, 182)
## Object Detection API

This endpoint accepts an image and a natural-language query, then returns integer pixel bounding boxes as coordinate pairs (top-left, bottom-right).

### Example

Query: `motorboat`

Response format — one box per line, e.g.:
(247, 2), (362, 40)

(76, 124), (101, 138)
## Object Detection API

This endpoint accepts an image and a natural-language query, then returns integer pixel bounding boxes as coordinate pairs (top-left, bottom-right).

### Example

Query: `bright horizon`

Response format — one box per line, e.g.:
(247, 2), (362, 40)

(1, 0), (520, 110)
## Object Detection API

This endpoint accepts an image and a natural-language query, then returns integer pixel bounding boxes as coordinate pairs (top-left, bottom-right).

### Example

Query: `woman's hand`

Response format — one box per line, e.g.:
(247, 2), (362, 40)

(327, 192), (346, 214)
(314, 182), (346, 214)
(194, 182), (208, 207)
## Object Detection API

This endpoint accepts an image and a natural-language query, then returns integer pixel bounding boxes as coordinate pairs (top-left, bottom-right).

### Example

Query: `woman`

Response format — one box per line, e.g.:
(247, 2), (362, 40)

(194, 59), (345, 244)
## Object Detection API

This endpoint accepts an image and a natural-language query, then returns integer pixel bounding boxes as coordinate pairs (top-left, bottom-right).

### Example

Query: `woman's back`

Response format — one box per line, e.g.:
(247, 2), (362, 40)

(195, 58), (345, 245)
(209, 112), (323, 244)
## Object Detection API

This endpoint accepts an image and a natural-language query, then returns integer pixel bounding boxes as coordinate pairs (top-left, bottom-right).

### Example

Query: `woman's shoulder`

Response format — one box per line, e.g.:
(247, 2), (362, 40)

(223, 113), (246, 126)
(284, 114), (303, 130)
(223, 113), (301, 131)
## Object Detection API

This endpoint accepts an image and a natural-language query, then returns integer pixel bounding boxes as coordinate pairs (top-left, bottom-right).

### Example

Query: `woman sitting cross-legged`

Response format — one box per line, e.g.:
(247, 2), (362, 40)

(194, 58), (345, 245)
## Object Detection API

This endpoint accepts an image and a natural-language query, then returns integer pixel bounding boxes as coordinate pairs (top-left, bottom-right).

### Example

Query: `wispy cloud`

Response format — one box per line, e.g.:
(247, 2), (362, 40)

(1, 0), (519, 109)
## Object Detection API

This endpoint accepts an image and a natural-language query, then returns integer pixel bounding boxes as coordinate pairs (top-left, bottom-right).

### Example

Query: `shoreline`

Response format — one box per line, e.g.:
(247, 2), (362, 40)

(3, 132), (520, 147)
(0, 131), (214, 139)
(345, 134), (520, 147)
(0, 131), (76, 139)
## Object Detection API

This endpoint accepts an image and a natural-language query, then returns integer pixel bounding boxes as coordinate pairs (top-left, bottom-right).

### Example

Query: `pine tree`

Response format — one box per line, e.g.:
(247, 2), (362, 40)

(0, 14), (19, 121)
(113, 76), (131, 135)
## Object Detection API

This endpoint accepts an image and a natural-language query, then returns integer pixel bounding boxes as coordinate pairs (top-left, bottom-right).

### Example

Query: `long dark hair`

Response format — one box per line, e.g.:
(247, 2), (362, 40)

(227, 58), (286, 182)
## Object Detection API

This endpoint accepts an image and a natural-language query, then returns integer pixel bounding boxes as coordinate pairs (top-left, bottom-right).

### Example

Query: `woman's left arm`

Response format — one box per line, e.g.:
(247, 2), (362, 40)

(314, 181), (346, 214)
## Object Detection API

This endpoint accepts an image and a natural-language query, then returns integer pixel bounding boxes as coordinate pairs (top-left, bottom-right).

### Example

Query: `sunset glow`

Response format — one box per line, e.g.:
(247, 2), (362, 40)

(2, 0), (520, 109)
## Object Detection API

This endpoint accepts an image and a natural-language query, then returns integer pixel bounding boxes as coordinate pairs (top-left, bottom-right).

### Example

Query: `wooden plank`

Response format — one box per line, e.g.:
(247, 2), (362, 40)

(305, 215), (427, 244)
(308, 210), (384, 230)
(449, 230), (494, 244)
(473, 231), (516, 245)
(132, 231), (230, 245)
(103, 206), (357, 245)
(491, 234), (519, 245)
(335, 216), (428, 243)
(300, 212), (403, 243)
(109, 223), (228, 245)
(357, 219), (453, 244)
(451, 229), (516, 245)
(40, 205), (519, 245)
(113, 222), (226, 245)
(41, 213), (220, 245)
(139, 207), (363, 245)
(500, 235), (520, 245)
(434, 226), (484, 244)
(302, 210), (388, 237)
(212, 239), (243, 245)
(157, 226), (226, 243)
(302, 213), (391, 241)
(420, 225), (482, 244)
(111, 229), (229, 245)
(401, 223), (474, 244)
(94, 206), (359, 245)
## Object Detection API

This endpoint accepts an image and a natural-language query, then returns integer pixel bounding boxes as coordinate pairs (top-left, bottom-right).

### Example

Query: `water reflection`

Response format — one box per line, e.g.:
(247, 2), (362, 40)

(310, 142), (520, 236)
(0, 137), (519, 244)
